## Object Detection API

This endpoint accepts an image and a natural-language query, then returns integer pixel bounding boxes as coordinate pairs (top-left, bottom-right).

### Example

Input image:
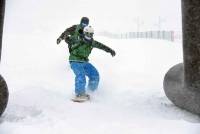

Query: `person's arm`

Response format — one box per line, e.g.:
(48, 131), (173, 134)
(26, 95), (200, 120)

(57, 25), (77, 44)
(92, 40), (116, 56)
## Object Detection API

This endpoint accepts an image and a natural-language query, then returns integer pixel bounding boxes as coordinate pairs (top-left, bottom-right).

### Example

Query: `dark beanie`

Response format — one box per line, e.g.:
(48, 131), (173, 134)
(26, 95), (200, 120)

(80, 17), (89, 25)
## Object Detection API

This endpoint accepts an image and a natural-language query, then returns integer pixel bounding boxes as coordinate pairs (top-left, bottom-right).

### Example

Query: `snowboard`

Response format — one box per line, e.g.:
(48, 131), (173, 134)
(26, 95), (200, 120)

(71, 95), (90, 103)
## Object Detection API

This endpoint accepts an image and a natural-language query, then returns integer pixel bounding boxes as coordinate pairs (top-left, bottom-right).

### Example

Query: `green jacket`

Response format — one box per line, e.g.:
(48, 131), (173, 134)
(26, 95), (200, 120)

(58, 24), (83, 52)
(69, 38), (114, 62)
(59, 24), (82, 40)
(58, 24), (115, 62)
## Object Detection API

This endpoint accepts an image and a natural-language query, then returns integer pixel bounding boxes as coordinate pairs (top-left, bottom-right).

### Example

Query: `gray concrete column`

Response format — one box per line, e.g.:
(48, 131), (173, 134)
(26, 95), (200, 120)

(0, 75), (8, 117)
(182, 0), (200, 89)
(0, 0), (8, 117)
(164, 0), (200, 114)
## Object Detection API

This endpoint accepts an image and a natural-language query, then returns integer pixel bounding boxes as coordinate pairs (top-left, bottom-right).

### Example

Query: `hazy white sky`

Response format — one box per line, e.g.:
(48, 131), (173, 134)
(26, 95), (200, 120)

(4, 0), (182, 34)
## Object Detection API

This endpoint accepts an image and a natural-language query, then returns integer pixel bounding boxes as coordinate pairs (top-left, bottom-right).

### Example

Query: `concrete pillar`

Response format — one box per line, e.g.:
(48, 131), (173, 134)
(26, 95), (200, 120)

(164, 0), (200, 114)
(0, 0), (9, 117)
(0, 75), (8, 117)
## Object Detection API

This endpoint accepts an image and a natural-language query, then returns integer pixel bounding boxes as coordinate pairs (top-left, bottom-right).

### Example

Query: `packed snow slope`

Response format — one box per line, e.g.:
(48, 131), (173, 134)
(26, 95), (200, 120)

(0, 34), (200, 134)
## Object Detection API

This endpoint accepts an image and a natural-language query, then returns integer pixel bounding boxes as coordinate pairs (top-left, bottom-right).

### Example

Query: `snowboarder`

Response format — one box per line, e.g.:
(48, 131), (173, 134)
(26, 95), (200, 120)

(57, 19), (116, 102)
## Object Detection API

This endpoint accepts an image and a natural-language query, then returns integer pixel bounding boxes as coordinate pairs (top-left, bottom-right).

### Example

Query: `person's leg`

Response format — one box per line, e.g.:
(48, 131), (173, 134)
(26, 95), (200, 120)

(70, 62), (86, 95)
(84, 62), (100, 91)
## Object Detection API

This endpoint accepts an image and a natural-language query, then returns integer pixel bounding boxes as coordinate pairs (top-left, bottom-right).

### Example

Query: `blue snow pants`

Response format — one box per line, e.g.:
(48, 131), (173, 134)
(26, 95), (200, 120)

(70, 61), (100, 95)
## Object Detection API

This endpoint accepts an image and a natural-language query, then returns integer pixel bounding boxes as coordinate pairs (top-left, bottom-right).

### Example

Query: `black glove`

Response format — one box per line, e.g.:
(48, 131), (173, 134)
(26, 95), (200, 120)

(110, 50), (116, 57)
(57, 38), (62, 44)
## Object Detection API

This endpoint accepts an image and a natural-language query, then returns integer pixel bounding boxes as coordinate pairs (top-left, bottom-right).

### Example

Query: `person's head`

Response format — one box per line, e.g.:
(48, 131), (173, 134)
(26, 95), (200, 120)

(83, 25), (94, 40)
(80, 17), (89, 28)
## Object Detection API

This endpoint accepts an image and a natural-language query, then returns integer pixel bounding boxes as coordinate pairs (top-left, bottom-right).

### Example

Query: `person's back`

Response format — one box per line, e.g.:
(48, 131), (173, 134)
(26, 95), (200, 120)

(57, 17), (89, 52)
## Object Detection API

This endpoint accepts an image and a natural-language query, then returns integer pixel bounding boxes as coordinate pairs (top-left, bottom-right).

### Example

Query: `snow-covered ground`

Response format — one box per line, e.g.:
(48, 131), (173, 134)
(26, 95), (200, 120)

(0, 34), (200, 134)
(1, 0), (200, 133)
